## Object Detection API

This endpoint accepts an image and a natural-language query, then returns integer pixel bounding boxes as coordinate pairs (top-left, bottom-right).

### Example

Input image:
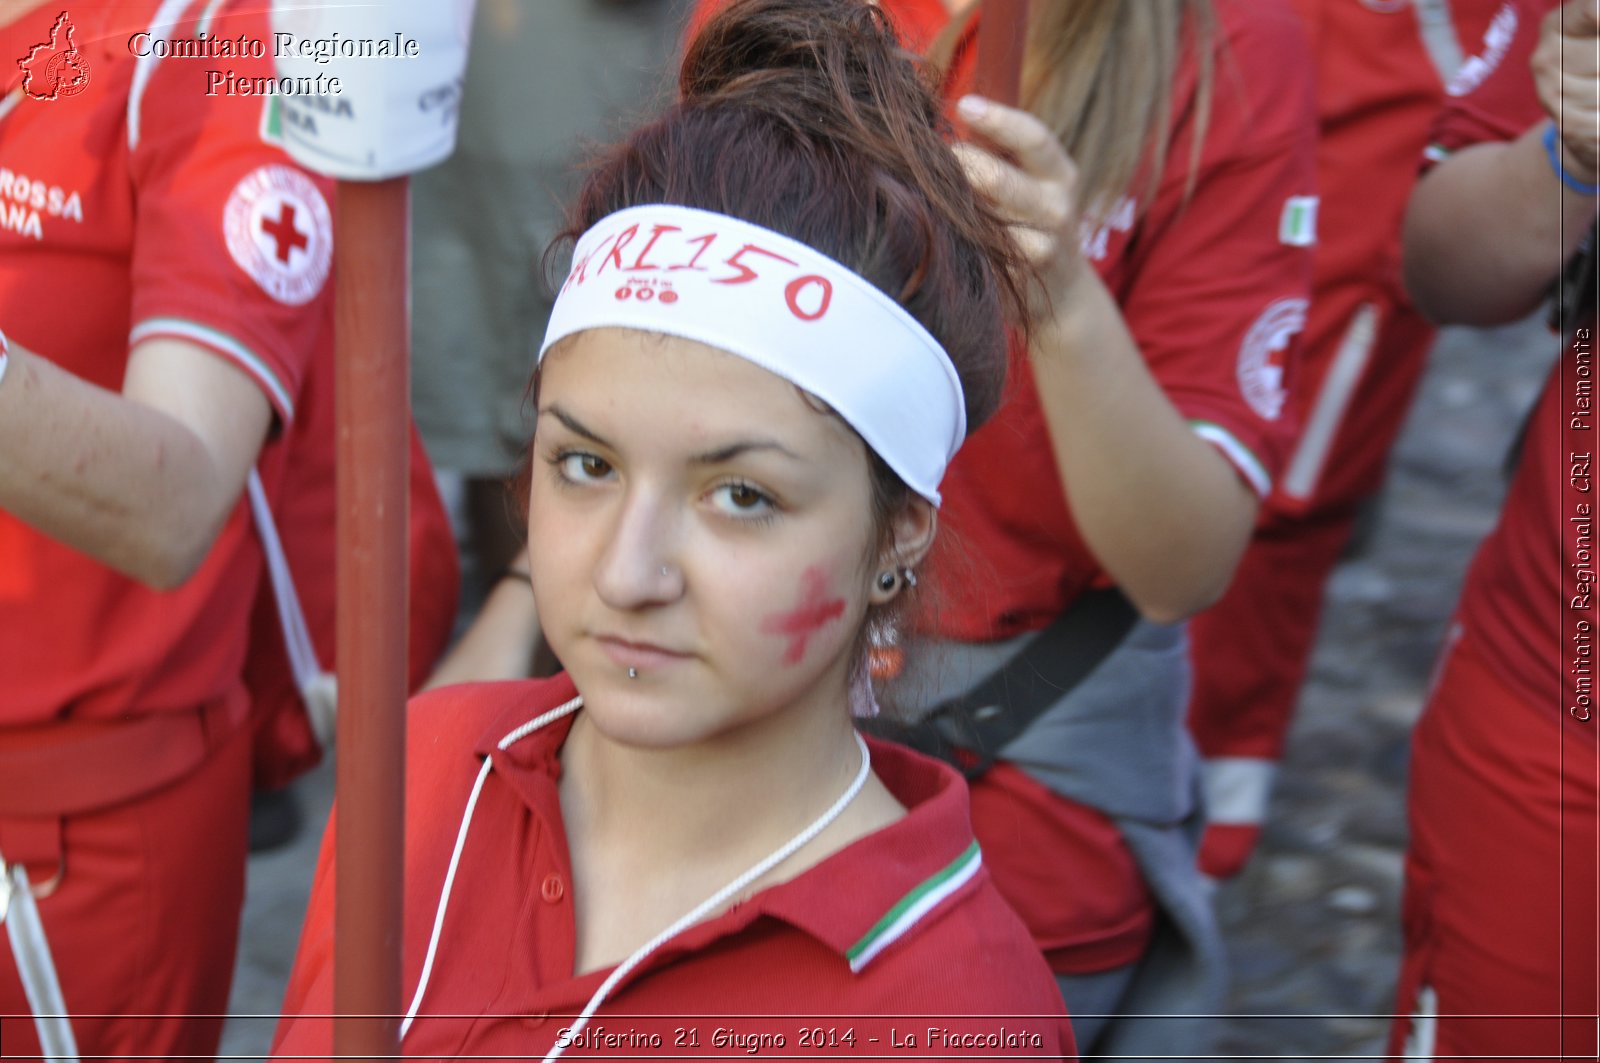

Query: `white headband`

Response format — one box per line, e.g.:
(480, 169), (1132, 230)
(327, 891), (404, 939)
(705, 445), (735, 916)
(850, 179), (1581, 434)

(539, 204), (966, 505)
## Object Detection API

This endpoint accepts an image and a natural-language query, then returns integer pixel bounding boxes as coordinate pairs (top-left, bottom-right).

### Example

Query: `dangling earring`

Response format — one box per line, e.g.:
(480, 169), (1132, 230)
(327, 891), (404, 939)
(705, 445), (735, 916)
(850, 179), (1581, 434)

(901, 567), (918, 588)
(866, 610), (904, 687)
(852, 612), (901, 719)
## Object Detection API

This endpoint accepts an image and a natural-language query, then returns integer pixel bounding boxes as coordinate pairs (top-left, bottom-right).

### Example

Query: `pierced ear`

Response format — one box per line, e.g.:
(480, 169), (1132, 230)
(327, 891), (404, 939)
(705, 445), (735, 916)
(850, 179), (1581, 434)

(870, 496), (937, 602)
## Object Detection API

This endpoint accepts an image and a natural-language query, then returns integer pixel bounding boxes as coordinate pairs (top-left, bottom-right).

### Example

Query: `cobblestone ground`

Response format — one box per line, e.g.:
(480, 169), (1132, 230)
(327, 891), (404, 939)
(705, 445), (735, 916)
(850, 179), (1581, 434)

(219, 316), (1554, 1060)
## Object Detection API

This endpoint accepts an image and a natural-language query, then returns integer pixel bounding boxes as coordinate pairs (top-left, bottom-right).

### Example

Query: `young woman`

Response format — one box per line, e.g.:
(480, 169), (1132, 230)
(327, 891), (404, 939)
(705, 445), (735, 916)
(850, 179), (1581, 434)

(271, 1), (1073, 1057)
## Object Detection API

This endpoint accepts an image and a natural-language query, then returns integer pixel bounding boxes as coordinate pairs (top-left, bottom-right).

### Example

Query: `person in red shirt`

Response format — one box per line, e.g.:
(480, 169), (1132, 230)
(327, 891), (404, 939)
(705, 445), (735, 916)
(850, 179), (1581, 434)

(808, 0), (1315, 1052)
(1387, 1), (1598, 1056)
(0, 1), (334, 1057)
(1187, 0), (1511, 882)
(272, 1), (1073, 1057)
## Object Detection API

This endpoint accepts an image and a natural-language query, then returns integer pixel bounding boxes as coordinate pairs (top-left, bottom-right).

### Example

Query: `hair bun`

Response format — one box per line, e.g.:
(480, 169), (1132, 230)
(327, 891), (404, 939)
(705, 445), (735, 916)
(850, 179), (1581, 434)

(681, 0), (934, 145)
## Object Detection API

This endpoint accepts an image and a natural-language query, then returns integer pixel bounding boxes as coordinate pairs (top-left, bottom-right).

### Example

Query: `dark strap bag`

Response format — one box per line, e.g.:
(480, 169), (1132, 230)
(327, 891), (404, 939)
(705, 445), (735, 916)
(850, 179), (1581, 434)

(859, 588), (1140, 778)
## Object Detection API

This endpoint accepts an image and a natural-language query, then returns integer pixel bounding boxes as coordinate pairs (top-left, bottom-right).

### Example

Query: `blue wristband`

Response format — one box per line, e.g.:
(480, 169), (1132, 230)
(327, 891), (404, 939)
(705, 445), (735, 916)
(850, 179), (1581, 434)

(1544, 124), (1600, 196)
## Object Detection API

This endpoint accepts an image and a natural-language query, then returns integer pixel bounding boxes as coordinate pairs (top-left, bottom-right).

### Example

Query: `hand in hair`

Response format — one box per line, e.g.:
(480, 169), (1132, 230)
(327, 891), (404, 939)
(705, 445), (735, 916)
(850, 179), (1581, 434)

(952, 93), (1086, 319)
(948, 97), (1256, 623)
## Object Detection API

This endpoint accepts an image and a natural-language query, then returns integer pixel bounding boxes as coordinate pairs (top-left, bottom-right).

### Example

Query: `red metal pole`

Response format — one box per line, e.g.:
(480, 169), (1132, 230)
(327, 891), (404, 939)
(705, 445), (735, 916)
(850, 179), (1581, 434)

(333, 176), (411, 1062)
(974, 0), (1029, 107)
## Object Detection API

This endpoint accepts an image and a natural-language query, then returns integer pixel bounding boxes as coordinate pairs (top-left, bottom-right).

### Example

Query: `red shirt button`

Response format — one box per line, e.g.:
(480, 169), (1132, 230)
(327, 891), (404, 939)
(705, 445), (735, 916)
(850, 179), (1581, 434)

(540, 873), (565, 903)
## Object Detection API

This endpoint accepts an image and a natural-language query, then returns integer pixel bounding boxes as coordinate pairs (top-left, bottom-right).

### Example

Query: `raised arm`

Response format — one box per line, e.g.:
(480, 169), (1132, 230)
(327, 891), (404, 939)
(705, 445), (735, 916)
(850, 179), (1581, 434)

(955, 90), (1307, 623)
(1403, 0), (1599, 325)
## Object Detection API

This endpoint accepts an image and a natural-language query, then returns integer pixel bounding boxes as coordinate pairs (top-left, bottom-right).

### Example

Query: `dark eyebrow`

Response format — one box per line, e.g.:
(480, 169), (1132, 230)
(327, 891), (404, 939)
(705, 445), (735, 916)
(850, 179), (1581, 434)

(542, 403), (801, 464)
(541, 405), (613, 449)
(689, 439), (803, 465)
(541, 403), (802, 465)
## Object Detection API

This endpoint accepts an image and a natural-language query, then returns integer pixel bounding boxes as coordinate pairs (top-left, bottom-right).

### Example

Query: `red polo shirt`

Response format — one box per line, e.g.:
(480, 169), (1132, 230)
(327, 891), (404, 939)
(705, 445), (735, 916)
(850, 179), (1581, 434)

(272, 674), (1075, 1060)
(1268, 0), (1505, 514)
(0, 1), (331, 722)
(879, 0), (1318, 642)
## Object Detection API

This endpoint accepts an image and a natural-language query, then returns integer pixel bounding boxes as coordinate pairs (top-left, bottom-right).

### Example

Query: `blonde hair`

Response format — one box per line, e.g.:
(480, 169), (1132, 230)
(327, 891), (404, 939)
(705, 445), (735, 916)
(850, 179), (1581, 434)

(930, 1), (1217, 220)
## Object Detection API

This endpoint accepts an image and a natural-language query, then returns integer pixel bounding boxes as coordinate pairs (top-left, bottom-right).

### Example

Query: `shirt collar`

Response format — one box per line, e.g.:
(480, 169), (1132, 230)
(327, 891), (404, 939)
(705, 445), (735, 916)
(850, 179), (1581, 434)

(753, 737), (984, 971)
(472, 677), (986, 976)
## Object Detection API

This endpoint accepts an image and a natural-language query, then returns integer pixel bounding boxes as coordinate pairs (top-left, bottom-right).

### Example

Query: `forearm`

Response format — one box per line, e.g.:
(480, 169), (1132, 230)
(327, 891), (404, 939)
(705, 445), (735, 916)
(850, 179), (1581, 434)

(1404, 122), (1598, 326)
(1030, 276), (1257, 624)
(0, 344), (253, 588)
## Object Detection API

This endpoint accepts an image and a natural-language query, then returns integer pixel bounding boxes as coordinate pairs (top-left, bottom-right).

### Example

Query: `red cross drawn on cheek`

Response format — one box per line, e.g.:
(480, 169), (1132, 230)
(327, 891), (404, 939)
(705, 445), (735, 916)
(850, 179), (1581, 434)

(260, 202), (309, 264)
(760, 566), (847, 666)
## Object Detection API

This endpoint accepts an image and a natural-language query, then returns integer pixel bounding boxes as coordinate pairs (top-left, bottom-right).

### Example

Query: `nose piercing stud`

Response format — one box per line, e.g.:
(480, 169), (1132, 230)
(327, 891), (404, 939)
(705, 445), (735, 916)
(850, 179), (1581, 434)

(627, 667), (638, 679)
(661, 565), (671, 577)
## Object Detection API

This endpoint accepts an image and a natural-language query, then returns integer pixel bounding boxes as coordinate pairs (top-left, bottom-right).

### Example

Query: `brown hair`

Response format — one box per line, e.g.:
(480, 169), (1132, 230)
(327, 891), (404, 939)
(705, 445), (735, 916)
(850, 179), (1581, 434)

(550, 0), (1028, 439)
(930, 0), (1217, 218)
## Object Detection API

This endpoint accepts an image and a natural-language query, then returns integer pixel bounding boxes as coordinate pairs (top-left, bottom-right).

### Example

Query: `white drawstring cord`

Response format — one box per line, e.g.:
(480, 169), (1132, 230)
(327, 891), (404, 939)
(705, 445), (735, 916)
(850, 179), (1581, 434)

(398, 693), (871, 1060)
(543, 729), (871, 1063)
(246, 470), (338, 746)
(398, 757), (490, 1041)
(1, 855), (79, 1062)
(400, 695), (584, 1040)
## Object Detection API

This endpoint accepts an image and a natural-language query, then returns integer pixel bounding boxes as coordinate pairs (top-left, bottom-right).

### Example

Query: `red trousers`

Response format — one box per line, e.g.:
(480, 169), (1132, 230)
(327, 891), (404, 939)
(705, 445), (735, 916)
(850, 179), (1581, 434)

(0, 718), (252, 1061)
(1387, 624), (1599, 1060)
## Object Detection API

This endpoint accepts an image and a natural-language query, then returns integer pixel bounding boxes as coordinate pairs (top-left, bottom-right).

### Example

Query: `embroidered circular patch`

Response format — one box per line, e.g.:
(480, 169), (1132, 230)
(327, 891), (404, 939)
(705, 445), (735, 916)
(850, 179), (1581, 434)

(223, 165), (332, 306)
(1237, 297), (1306, 422)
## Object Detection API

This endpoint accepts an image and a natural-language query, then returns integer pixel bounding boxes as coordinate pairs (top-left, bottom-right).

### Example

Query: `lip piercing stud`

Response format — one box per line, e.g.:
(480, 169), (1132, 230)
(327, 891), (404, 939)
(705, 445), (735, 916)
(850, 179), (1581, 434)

(627, 667), (638, 679)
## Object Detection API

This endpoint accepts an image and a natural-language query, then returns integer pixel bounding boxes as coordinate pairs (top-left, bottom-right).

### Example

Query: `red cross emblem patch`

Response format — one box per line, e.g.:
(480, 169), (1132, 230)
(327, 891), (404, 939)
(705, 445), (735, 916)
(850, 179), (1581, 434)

(223, 165), (332, 306)
(1237, 297), (1307, 422)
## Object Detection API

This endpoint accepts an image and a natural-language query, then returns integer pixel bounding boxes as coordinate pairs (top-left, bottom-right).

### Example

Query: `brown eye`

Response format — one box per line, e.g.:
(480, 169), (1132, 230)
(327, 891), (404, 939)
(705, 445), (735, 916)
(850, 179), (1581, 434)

(710, 481), (776, 518)
(556, 452), (614, 482)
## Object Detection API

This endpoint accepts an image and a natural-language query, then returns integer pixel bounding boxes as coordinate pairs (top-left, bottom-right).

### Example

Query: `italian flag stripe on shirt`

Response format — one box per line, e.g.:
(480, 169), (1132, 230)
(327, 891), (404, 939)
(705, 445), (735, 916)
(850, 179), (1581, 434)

(1190, 420), (1271, 498)
(847, 841), (983, 972)
(130, 316), (296, 420)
